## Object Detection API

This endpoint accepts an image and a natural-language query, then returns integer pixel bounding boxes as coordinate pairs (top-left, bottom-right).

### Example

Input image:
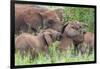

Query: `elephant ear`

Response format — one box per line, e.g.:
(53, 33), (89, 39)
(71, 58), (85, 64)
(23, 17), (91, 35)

(24, 9), (43, 23)
(39, 12), (48, 29)
(39, 11), (47, 19)
(61, 23), (69, 34)
(43, 32), (53, 46)
(23, 9), (35, 23)
(24, 10), (44, 30)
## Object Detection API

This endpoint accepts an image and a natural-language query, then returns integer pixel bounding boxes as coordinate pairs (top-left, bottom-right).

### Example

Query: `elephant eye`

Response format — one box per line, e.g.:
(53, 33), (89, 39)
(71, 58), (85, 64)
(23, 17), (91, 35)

(71, 26), (76, 29)
(48, 19), (54, 24)
(47, 20), (55, 27)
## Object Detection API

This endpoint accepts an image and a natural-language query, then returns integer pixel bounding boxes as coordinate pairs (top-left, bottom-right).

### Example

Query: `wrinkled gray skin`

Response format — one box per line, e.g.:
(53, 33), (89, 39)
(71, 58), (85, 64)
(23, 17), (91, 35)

(15, 29), (61, 58)
(15, 4), (62, 35)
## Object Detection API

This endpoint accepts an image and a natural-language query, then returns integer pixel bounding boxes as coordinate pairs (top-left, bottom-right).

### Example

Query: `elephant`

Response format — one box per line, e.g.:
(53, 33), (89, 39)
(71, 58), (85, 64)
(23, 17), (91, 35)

(59, 21), (86, 54)
(78, 32), (94, 55)
(15, 29), (61, 58)
(15, 4), (62, 34)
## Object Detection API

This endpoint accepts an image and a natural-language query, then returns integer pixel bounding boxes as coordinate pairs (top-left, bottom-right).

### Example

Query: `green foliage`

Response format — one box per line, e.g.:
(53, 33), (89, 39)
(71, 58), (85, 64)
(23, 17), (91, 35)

(63, 7), (94, 32)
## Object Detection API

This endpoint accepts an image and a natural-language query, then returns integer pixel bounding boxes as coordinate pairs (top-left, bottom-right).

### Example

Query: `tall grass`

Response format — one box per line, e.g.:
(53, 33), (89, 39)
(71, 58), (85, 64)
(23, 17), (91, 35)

(15, 41), (94, 65)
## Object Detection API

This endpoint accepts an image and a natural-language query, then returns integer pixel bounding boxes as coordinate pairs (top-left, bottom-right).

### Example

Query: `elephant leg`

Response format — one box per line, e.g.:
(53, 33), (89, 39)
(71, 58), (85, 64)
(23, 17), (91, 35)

(73, 43), (79, 56)
(88, 46), (93, 56)
(77, 43), (83, 55)
(79, 43), (86, 55)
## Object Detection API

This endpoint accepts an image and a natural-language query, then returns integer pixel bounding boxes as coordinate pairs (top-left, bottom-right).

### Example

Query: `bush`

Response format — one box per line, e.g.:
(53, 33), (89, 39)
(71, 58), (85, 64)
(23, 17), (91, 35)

(63, 7), (94, 32)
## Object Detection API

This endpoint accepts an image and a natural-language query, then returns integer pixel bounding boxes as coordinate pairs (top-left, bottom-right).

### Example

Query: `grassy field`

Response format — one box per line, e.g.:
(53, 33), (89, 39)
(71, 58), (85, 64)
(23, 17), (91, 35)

(15, 41), (94, 65)
(15, 6), (95, 65)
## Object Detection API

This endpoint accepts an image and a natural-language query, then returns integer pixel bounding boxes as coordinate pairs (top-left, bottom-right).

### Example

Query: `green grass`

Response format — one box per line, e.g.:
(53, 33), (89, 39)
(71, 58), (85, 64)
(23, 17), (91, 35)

(63, 7), (94, 32)
(15, 7), (95, 65)
(15, 41), (94, 65)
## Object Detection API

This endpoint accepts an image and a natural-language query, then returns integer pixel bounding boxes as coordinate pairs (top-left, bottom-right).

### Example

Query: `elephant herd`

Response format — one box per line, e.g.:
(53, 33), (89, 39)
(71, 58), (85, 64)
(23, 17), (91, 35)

(15, 4), (94, 59)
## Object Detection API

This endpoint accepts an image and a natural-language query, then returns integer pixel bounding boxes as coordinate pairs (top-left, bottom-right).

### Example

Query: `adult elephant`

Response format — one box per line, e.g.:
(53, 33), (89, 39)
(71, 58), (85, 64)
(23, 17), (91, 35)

(15, 4), (62, 34)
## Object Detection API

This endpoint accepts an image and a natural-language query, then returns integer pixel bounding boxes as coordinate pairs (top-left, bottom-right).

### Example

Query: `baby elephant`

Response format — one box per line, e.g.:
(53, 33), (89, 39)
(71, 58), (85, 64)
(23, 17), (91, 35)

(15, 29), (61, 58)
(78, 32), (94, 55)
(59, 21), (84, 52)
